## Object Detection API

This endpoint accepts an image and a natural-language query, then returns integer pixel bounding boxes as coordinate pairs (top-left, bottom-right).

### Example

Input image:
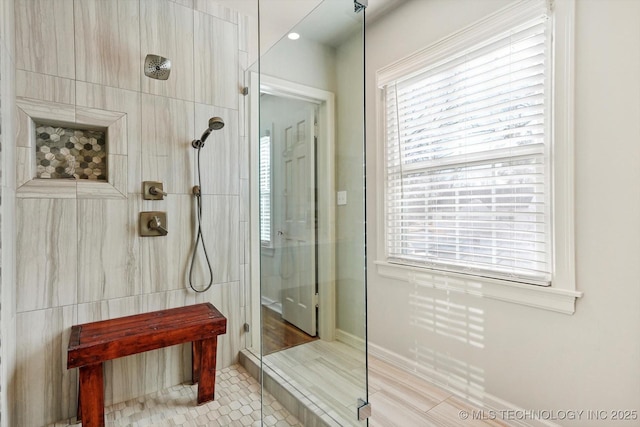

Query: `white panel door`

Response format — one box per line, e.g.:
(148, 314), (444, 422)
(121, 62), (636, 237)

(279, 103), (317, 336)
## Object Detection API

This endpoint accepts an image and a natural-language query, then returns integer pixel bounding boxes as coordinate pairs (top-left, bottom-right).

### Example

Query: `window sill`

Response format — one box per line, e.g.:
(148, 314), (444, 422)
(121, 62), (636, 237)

(374, 261), (582, 315)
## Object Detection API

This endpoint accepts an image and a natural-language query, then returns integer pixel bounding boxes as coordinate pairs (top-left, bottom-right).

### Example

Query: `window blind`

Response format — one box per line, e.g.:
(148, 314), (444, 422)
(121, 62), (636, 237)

(384, 11), (552, 285)
(260, 133), (271, 245)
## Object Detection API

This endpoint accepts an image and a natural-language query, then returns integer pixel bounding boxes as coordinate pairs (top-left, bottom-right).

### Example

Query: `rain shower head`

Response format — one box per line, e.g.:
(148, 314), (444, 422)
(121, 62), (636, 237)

(144, 54), (171, 80)
(192, 117), (225, 149)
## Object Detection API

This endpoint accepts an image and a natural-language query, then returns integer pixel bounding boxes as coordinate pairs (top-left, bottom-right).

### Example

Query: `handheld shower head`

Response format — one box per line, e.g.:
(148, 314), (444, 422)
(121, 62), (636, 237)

(192, 117), (225, 149)
(208, 117), (225, 131)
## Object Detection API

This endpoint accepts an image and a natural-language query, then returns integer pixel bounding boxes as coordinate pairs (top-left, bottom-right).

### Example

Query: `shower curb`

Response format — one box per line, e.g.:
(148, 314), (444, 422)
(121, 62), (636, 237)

(238, 349), (343, 427)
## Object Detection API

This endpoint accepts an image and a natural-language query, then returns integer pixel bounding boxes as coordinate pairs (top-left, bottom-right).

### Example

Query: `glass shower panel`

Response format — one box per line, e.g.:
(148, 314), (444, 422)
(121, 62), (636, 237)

(256, 0), (368, 425)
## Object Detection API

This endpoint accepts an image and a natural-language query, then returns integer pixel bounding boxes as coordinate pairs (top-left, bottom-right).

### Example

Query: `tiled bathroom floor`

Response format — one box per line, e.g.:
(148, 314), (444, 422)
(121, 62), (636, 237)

(51, 348), (511, 427)
(49, 364), (302, 427)
(263, 341), (511, 427)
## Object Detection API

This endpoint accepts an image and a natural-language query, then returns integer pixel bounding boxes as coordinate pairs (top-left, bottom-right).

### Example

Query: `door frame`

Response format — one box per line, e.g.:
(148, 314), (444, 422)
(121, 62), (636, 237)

(249, 72), (336, 348)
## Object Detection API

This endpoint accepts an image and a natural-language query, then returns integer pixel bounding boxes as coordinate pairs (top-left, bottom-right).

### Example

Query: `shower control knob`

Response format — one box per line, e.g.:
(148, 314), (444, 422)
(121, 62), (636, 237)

(149, 186), (167, 197)
(139, 212), (168, 237)
(148, 216), (168, 236)
(143, 181), (167, 200)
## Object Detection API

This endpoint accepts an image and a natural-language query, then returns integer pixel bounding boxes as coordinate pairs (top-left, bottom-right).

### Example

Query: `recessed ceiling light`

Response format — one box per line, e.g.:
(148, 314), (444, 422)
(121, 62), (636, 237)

(288, 32), (300, 40)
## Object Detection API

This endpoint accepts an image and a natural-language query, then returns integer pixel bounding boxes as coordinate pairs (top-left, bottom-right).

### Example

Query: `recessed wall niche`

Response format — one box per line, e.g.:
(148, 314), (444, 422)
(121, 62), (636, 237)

(35, 122), (107, 180)
(16, 98), (128, 199)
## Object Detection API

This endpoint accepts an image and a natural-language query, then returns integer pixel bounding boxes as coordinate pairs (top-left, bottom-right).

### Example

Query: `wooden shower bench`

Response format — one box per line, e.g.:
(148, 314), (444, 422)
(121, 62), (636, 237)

(67, 302), (227, 427)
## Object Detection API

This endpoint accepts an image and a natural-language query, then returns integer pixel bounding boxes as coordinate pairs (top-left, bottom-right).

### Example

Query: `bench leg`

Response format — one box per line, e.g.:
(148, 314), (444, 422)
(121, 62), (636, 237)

(192, 340), (202, 385)
(196, 338), (218, 404)
(78, 363), (105, 427)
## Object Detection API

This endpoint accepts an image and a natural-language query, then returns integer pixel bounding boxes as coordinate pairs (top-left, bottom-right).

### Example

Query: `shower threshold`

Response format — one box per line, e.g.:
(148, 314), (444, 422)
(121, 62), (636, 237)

(239, 341), (367, 427)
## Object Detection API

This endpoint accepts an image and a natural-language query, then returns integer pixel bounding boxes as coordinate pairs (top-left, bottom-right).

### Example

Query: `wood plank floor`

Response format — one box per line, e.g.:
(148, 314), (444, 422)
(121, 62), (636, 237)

(368, 356), (510, 427)
(265, 340), (513, 426)
(262, 306), (318, 355)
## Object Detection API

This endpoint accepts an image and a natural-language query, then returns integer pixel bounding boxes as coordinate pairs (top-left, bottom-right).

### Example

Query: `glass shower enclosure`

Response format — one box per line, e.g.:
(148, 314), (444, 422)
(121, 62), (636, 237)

(245, 0), (368, 425)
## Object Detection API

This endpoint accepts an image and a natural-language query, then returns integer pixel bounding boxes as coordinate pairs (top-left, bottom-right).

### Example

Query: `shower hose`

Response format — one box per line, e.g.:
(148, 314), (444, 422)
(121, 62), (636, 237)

(188, 144), (214, 293)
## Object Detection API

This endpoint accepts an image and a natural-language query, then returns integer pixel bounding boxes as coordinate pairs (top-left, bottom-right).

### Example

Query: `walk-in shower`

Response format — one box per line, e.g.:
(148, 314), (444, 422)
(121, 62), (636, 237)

(188, 117), (225, 293)
(244, 0), (369, 424)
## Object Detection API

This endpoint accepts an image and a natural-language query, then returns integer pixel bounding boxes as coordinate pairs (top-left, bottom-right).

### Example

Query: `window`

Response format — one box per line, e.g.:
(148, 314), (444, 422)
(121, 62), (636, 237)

(377, 0), (580, 311)
(260, 131), (272, 246)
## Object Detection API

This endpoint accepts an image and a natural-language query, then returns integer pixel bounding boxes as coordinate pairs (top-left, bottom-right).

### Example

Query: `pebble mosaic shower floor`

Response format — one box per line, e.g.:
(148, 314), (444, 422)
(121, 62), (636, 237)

(48, 364), (302, 427)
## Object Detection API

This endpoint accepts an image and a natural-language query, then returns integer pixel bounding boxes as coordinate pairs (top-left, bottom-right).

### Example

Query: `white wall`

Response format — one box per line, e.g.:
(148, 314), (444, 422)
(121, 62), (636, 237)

(365, 0), (640, 425)
(260, 36), (337, 92)
(335, 31), (366, 340)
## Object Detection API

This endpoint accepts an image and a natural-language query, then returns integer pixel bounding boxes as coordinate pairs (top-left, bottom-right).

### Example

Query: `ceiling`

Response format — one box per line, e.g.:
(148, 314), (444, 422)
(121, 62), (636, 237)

(213, 0), (407, 53)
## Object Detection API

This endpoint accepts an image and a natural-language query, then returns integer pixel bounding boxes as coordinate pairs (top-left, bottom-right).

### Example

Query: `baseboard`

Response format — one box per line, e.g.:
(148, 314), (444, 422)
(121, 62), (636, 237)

(368, 342), (561, 427)
(260, 296), (282, 314)
(335, 329), (365, 350)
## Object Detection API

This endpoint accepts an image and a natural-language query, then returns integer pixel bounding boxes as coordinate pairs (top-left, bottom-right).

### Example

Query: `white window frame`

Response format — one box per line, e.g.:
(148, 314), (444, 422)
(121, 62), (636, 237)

(375, 0), (582, 314)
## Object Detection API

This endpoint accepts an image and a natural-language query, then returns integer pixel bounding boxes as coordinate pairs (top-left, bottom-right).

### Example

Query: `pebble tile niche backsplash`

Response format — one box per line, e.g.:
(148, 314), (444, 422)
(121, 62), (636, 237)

(35, 123), (107, 180)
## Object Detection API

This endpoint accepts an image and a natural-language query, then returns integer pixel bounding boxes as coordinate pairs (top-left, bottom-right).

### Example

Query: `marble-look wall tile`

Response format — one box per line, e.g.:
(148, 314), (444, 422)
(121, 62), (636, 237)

(198, 280), (243, 367)
(141, 194), (193, 294)
(238, 51), (249, 138)
(244, 264), (250, 307)
(105, 113), (128, 156)
(76, 295), (148, 406)
(76, 82), (142, 194)
(143, 290), (200, 387)
(14, 0), (75, 78)
(239, 13), (258, 66)
(238, 14), (249, 53)
(241, 220), (249, 266)
(17, 97), (76, 124)
(239, 136), (249, 180)
(76, 181), (126, 200)
(16, 198), (77, 311)
(75, 106), (124, 132)
(76, 294), (143, 324)
(240, 177), (249, 221)
(194, 0), (238, 23)
(10, 0), (248, 423)
(144, 288), (199, 312)
(194, 11), (239, 109)
(16, 146), (32, 187)
(15, 105), (31, 148)
(105, 154), (128, 196)
(1, 0), (16, 61)
(239, 262), (246, 308)
(16, 179), (77, 199)
(77, 198), (140, 303)
(194, 104), (239, 195)
(14, 306), (77, 426)
(140, 0), (194, 101)
(74, 0), (140, 91)
(141, 93), (194, 194)
(189, 195), (239, 286)
(169, 0), (194, 9)
(16, 70), (75, 104)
